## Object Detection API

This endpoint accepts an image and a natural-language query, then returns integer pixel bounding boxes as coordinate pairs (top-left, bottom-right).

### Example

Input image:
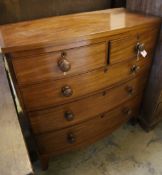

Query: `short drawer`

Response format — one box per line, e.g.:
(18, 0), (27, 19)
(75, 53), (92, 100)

(21, 58), (151, 111)
(29, 75), (147, 134)
(110, 28), (158, 64)
(12, 42), (106, 85)
(35, 95), (142, 155)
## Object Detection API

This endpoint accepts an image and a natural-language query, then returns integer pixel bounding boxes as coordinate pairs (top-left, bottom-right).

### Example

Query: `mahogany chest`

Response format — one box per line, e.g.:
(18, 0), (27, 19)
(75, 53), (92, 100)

(0, 8), (161, 170)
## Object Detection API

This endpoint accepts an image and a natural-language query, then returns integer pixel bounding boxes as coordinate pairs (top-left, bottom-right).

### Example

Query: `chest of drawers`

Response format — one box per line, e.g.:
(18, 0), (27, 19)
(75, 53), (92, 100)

(0, 8), (161, 170)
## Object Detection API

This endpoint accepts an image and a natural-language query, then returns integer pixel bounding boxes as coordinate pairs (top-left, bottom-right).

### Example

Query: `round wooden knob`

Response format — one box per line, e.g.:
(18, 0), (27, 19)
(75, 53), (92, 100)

(67, 133), (76, 144)
(131, 65), (140, 74)
(58, 52), (71, 72)
(61, 85), (73, 97)
(123, 108), (132, 116)
(126, 86), (134, 96)
(64, 111), (75, 121)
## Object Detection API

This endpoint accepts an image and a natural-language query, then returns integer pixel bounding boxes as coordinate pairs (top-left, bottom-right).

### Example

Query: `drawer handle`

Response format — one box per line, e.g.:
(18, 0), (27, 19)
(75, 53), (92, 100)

(126, 86), (134, 96)
(130, 65), (140, 74)
(62, 85), (73, 97)
(64, 111), (75, 121)
(123, 108), (132, 116)
(136, 42), (147, 59)
(136, 43), (145, 52)
(58, 52), (71, 72)
(67, 133), (76, 144)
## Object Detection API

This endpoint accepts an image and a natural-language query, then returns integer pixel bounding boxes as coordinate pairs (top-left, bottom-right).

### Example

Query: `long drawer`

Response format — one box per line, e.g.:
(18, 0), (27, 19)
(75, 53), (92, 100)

(29, 75), (147, 134)
(21, 58), (151, 111)
(110, 28), (158, 64)
(12, 42), (106, 86)
(36, 95), (142, 155)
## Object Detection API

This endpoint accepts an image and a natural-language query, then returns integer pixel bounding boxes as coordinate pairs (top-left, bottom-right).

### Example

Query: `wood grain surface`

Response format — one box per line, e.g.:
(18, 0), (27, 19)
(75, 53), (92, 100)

(21, 58), (151, 111)
(36, 94), (142, 155)
(110, 28), (158, 64)
(0, 55), (33, 175)
(12, 42), (106, 86)
(29, 75), (148, 134)
(11, 27), (158, 86)
(0, 8), (160, 53)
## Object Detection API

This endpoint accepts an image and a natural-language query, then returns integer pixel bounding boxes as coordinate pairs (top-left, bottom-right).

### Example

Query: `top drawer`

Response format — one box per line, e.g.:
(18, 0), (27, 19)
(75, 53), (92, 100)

(110, 28), (159, 64)
(12, 42), (106, 86)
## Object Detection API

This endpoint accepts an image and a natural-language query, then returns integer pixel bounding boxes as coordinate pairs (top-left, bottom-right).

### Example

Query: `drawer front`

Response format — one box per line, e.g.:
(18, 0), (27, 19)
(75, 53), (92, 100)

(36, 95), (142, 155)
(29, 75), (147, 134)
(110, 28), (158, 64)
(21, 58), (151, 111)
(12, 42), (106, 85)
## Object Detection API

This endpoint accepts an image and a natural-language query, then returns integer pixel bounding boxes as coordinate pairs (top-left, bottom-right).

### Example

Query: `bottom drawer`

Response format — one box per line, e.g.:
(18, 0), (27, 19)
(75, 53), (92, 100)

(36, 95), (142, 155)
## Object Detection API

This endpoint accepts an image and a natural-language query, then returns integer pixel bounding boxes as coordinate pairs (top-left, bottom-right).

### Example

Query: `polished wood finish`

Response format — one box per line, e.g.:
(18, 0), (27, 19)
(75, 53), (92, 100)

(127, 0), (162, 130)
(11, 27), (158, 86)
(0, 8), (160, 53)
(1, 8), (160, 170)
(36, 95), (142, 155)
(29, 75), (147, 134)
(0, 55), (33, 175)
(110, 28), (158, 64)
(21, 58), (151, 111)
(12, 42), (106, 85)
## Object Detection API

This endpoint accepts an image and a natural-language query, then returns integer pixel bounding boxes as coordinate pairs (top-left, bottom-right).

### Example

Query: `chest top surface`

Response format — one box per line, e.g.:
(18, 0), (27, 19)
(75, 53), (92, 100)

(0, 8), (161, 53)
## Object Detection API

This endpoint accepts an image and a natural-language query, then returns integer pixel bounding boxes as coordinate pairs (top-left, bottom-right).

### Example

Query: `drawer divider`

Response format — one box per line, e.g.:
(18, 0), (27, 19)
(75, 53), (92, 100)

(107, 41), (111, 65)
